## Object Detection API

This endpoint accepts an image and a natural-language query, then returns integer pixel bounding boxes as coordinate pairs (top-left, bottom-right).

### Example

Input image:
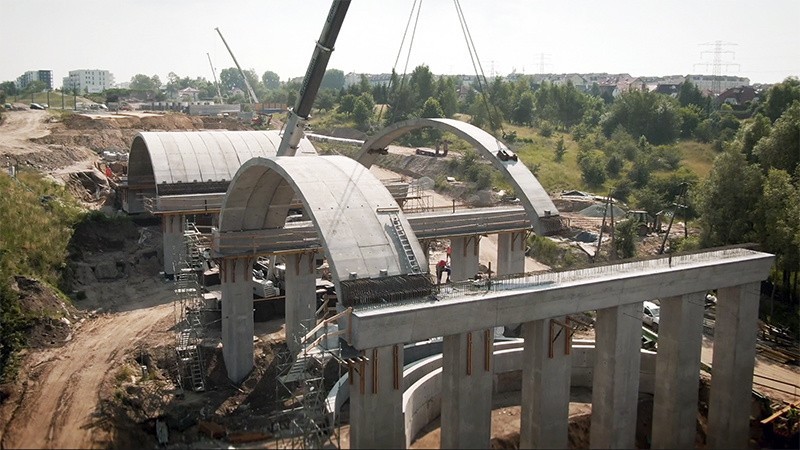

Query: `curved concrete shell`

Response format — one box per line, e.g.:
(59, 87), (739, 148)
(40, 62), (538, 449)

(357, 118), (561, 234)
(219, 155), (428, 299)
(126, 130), (318, 204)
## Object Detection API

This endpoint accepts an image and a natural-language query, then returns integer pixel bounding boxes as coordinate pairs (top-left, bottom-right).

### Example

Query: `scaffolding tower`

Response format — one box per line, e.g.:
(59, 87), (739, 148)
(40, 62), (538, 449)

(272, 309), (351, 448)
(173, 222), (209, 392)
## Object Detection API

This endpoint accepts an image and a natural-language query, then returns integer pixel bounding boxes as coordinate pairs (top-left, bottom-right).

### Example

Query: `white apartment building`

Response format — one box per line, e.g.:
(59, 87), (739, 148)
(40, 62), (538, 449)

(62, 69), (115, 94)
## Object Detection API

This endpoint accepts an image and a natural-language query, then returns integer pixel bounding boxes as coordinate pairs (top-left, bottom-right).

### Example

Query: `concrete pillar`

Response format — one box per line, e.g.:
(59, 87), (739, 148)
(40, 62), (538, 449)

(707, 283), (761, 449)
(162, 213), (185, 276)
(450, 235), (480, 281)
(520, 317), (572, 449)
(349, 345), (405, 449)
(590, 303), (643, 449)
(496, 231), (526, 276)
(220, 256), (254, 383)
(651, 293), (705, 449)
(441, 330), (494, 449)
(284, 252), (317, 353)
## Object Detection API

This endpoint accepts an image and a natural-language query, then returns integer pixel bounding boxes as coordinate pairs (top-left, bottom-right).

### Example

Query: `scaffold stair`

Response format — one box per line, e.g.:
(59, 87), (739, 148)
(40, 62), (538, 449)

(390, 214), (422, 274)
(279, 355), (312, 384)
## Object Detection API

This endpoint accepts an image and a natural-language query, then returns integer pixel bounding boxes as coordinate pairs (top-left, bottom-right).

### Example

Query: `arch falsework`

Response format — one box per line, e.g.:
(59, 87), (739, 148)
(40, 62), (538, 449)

(218, 155), (430, 305)
(357, 118), (561, 235)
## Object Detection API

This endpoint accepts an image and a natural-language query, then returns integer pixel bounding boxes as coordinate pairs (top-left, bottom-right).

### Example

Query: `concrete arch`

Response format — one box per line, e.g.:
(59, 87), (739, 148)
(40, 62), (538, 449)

(357, 118), (561, 235)
(219, 155), (429, 303)
(126, 130), (318, 211)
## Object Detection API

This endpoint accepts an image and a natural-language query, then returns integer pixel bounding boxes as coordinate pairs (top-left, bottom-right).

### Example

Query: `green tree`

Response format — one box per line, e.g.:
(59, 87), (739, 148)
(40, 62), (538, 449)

(262, 71), (280, 89)
(695, 149), (763, 246)
(601, 90), (682, 145)
(421, 97), (444, 118)
(678, 104), (703, 138)
(755, 169), (800, 295)
(315, 89), (337, 112)
(753, 102), (800, 175)
(22, 80), (46, 95)
(353, 96), (373, 131)
(554, 136), (566, 162)
(409, 65), (435, 111)
(614, 216), (638, 258)
(511, 91), (534, 125)
(435, 76), (458, 118)
(320, 69), (345, 90)
(338, 94), (356, 115)
(0, 81), (17, 97)
(677, 81), (708, 110)
(759, 77), (800, 122)
(579, 151), (607, 187)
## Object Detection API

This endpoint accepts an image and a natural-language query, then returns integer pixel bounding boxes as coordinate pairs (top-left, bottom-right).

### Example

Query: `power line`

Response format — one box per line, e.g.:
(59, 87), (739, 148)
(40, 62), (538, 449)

(693, 40), (740, 94)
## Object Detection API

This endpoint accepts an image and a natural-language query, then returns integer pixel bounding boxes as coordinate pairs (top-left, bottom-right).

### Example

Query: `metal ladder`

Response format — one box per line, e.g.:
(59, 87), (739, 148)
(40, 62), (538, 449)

(390, 214), (422, 274)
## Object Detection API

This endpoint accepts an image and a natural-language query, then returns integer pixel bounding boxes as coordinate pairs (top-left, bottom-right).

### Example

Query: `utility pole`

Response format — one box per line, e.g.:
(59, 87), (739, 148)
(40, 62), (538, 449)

(694, 40), (739, 95)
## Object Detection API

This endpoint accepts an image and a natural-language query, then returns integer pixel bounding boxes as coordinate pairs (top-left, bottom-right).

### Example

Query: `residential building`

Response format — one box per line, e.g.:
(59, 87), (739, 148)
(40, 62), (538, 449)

(62, 69), (115, 94)
(15, 70), (53, 91)
(685, 75), (750, 95)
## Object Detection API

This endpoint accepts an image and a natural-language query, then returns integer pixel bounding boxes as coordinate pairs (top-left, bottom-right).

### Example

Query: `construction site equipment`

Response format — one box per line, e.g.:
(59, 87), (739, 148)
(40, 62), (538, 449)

(278, 0), (351, 156)
(625, 210), (661, 236)
(215, 27), (259, 104)
(206, 52), (223, 104)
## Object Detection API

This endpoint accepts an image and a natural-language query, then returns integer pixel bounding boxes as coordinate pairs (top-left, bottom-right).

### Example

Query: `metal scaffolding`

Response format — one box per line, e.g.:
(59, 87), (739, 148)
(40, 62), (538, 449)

(272, 309), (351, 448)
(173, 222), (208, 392)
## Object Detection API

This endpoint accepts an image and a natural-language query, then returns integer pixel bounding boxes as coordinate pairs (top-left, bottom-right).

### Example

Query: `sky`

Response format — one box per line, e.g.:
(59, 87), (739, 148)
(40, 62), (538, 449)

(2, 0), (798, 88)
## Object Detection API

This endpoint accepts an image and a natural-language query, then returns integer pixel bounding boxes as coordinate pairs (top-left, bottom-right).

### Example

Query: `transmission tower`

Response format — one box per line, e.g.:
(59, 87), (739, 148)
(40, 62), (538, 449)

(693, 40), (739, 94)
(535, 53), (552, 74)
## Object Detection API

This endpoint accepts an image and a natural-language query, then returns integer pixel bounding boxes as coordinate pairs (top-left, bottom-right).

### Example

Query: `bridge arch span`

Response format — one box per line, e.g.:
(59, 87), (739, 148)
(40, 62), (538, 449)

(357, 118), (561, 235)
(219, 155), (429, 303)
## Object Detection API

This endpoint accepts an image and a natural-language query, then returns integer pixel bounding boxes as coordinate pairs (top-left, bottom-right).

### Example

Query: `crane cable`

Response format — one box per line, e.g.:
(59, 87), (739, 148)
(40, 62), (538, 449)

(379, 0), (424, 125)
(453, 0), (505, 138)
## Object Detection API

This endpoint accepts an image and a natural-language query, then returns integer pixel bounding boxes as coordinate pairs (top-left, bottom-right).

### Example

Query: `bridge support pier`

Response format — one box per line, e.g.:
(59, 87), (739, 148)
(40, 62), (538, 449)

(590, 303), (643, 449)
(651, 293), (705, 449)
(708, 282), (761, 449)
(450, 236), (480, 281)
(221, 256), (255, 383)
(520, 317), (572, 449)
(162, 213), (185, 276)
(440, 330), (494, 449)
(496, 231), (526, 276)
(349, 345), (405, 449)
(285, 252), (317, 354)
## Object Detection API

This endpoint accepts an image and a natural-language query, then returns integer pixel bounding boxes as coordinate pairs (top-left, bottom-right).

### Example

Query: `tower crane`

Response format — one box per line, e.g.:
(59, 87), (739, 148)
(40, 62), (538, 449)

(277, 0), (351, 156)
(215, 27), (259, 104)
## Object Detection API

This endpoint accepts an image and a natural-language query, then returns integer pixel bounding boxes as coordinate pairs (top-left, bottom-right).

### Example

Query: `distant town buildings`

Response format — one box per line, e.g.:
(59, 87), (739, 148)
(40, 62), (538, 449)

(62, 69), (115, 94)
(15, 70), (53, 91)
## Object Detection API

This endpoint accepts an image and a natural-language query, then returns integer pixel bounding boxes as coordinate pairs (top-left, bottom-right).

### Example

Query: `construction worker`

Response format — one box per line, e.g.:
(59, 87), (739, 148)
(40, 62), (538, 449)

(436, 259), (447, 284)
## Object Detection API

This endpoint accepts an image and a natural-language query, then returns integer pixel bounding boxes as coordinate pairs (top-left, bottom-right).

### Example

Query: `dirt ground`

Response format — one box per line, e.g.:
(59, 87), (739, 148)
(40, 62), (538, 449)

(0, 108), (797, 449)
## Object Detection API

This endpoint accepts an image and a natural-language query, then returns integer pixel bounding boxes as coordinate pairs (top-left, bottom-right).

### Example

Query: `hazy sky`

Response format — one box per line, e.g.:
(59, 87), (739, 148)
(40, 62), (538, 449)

(2, 0), (798, 88)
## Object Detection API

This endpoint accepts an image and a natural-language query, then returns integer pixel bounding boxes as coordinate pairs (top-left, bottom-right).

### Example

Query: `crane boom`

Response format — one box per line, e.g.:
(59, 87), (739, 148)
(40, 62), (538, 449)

(215, 27), (259, 104)
(277, 0), (351, 156)
(206, 52), (223, 104)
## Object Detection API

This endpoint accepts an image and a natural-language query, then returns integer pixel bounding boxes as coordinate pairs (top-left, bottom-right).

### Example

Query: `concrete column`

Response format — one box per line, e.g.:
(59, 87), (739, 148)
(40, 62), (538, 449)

(590, 303), (643, 449)
(162, 213), (185, 276)
(284, 252), (317, 353)
(441, 330), (494, 449)
(220, 256), (254, 383)
(349, 345), (405, 449)
(450, 235), (480, 281)
(520, 317), (572, 449)
(707, 283), (761, 449)
(651, 293), (705, 449)
(496, 231), (526, 276)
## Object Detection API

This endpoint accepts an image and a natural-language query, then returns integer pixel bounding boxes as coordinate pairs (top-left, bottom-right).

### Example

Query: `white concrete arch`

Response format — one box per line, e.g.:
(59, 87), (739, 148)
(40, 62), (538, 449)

(357, 118), (561, 235)
(127, 130), (318, 196)
(218, 155), (428, 299)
